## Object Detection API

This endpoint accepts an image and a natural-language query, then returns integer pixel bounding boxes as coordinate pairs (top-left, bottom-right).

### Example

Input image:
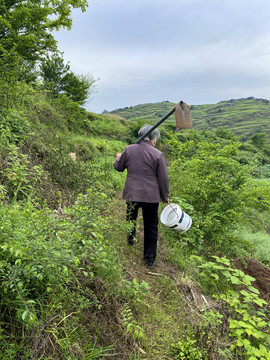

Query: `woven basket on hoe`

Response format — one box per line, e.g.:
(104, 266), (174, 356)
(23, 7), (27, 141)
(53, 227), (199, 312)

(175, 101), (192, 130)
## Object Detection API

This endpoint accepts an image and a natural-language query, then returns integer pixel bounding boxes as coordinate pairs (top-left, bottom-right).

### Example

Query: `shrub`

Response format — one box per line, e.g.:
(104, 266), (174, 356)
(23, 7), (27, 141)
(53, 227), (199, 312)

(198, 256), (270, 359)
(253, 164), (270, 178)
(0, 109), (30, 145)
(0, 189), (122, 357)
(168, 139), (250, 253)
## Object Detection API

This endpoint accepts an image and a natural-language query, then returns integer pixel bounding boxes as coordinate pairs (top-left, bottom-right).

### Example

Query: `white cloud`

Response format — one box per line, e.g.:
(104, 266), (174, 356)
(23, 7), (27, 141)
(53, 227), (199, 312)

(54, 0), (270, 112)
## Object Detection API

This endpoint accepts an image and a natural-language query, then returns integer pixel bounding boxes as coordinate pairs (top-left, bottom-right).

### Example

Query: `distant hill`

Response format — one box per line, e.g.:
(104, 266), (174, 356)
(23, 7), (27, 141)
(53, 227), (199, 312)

(109, 97), (270, 140)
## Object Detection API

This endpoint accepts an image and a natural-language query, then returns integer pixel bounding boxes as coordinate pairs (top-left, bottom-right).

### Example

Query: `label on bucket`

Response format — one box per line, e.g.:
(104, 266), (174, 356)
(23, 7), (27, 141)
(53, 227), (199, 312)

(182, 213), (189, 223)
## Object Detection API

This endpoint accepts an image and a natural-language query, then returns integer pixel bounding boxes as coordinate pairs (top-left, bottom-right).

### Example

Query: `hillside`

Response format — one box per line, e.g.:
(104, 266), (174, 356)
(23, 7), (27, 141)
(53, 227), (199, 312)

(1, 3), (269, 358)
(0, 88), (270, 358)
(109, 97), (270, 141)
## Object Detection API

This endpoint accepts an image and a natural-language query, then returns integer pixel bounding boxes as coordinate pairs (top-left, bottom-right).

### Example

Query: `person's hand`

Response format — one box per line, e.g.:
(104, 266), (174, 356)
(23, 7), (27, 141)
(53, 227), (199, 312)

(115, 153), (122, 159)
(163, 198), (170, 204)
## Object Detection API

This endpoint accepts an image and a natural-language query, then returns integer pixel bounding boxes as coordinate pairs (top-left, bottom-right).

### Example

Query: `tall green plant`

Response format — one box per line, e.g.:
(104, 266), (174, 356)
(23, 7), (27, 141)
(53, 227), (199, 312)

(0, 188), (122, 358)
(0, 0), (88, 61)
(168, 138), (251, 253)
(0, 50), (23, 109)
(198, 256), (270, 360)
(40, 52), (97, 105)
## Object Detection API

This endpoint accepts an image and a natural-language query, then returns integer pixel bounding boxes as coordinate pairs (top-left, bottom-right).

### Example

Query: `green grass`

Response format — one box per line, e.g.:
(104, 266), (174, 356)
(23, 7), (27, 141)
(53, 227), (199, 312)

(236, 228), (270, 265)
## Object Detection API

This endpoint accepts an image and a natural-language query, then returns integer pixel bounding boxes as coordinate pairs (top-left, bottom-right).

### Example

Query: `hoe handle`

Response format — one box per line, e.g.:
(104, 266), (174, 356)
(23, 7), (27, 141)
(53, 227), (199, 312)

(136, 105), (177, 144)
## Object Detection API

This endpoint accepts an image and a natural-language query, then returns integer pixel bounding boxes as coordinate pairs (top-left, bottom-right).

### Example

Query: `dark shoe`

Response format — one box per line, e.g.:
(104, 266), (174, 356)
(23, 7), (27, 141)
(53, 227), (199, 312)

(128, 237), (135, 245)
(147, 260), (155, 268)
(127, 230), (136, 245)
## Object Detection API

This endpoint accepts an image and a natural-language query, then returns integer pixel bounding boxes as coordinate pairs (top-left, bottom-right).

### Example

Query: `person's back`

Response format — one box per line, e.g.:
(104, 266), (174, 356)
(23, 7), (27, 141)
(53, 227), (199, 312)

(114, 140), (168, 203)
(113, 124), (169, 268)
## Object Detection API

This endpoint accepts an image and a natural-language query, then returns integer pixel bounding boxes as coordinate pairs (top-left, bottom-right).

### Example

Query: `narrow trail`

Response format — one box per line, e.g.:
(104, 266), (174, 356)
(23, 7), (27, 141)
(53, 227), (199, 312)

(108, 193), (210, 359)
(107, 194), (270, 359)
(111, 193), (182, 289)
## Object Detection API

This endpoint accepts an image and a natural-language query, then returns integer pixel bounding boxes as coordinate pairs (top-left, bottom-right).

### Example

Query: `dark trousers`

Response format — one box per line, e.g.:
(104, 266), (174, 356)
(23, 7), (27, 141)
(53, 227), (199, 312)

(126, 201), (159, 262)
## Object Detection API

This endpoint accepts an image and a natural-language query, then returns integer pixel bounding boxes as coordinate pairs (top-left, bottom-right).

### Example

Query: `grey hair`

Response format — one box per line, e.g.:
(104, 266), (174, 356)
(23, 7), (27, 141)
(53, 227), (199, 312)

(138, 124), (160, 141)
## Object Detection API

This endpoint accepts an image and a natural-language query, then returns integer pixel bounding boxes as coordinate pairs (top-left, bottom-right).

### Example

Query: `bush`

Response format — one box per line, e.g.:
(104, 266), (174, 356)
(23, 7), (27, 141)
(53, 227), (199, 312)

(0, 109), (30, 145)
(85, 113), (130, 139)
(199, 256), (270, 359)
(168, 139), (250, 253)
(52, 94), (88, 133)
(253, 164), (270, 178)
(0, 189), (122, 357)
(215, 127), (239, 141)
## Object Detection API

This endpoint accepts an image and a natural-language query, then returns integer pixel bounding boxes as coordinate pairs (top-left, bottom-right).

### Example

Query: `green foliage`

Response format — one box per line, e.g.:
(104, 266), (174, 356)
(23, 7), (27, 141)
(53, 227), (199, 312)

(168, 138), (250, 252)
(171, 332), (207, 359)
(40, 145), (95, 191)
(198, 256), (270, 359)
(1, 144), (44, 199)
(0, 51), (24, 109)
(253, 164), (270, 178)
(46, 316), (115, 360)
(236, 229), (270, 266)
(40, 52), (71, 94)
(61, 72), (97, 105)
(251, 132), (268, 150)
(215, 127), (239, 141)
(52, 93), (88, 132)
(0, 109), (30, 145)
(241, 178), (270, 213)
(40, 52), (97, 105)
(171, 309), (224, 360)
(0, 0), (91, 111)
(67, 135), (99, 161)
(85, 112), (130, 140)
(18, 59), (39, 85)
(0, 0), (88, 61)
(80, 339), (115, 359)
(121, 304), (145, 342)
(0, 188), (123, 357)
(121, 278), (150, 302)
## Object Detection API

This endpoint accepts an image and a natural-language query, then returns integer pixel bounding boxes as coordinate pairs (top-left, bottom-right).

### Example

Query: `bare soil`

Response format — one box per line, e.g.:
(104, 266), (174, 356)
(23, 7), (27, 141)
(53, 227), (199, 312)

(234, 257), (270, 303)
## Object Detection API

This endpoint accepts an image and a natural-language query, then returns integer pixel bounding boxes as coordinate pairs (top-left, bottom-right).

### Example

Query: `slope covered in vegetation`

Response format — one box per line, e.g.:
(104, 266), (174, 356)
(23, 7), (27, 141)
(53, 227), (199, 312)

(0, 86), (270, 359)
(109, 97), (270, 141)
(1, 2), (270, 359)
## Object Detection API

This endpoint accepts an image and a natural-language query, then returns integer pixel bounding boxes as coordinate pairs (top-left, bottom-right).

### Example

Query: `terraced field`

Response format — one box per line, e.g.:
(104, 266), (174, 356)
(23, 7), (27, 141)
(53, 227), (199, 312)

(109, 97), (270, 140)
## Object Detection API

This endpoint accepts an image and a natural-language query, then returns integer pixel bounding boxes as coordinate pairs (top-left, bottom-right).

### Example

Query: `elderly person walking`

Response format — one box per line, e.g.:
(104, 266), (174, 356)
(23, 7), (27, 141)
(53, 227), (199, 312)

(114, 124), (169, 268)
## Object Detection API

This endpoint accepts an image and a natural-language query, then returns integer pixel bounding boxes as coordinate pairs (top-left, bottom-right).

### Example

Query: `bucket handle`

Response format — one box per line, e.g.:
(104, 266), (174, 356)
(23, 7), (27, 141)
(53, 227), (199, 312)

(170, 210), (185, 228)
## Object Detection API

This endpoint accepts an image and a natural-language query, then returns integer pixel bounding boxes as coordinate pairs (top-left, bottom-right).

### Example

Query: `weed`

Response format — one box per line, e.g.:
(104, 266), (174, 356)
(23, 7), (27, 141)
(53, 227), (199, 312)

(121, 304), (145, 343)
(198, 256), (270, 359)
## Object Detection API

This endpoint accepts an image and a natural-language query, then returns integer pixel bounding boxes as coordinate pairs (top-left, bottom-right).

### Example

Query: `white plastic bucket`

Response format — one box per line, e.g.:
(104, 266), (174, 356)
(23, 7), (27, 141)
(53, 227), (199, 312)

(160, 203), (192, 233)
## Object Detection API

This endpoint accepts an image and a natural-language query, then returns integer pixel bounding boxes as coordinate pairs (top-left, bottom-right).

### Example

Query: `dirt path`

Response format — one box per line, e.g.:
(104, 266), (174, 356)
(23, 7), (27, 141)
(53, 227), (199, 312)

(108, 193), (270, 359)
(108, 194), (212, 359)
(111, 193), (182, 288)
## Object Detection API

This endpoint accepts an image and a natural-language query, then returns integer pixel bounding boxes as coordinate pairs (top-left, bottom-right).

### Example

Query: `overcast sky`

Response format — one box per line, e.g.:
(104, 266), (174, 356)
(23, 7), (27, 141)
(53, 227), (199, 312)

(54, 0), (270, 113)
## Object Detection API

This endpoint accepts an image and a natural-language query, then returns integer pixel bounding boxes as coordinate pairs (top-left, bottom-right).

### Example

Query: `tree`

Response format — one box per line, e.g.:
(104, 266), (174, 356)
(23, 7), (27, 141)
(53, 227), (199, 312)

(0, 0), (88, 60)
(40, 52), (97, 105)
(168, 137), (250, 252)
(250, 132), (267, 150)
(61, 72), (97, 105)
(0, 0), (88, 109)
(40, 52), (70, 94)
(0, 50), (22, 109)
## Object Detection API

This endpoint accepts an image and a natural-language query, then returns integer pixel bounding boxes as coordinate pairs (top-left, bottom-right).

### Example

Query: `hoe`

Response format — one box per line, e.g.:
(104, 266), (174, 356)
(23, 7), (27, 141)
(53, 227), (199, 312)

(136, 100), (192, 143)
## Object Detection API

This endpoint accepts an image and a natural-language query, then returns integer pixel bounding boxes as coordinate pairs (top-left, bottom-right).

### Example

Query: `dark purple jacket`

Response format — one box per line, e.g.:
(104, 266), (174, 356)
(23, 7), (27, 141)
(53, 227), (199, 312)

(114, 140), (169, 203)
